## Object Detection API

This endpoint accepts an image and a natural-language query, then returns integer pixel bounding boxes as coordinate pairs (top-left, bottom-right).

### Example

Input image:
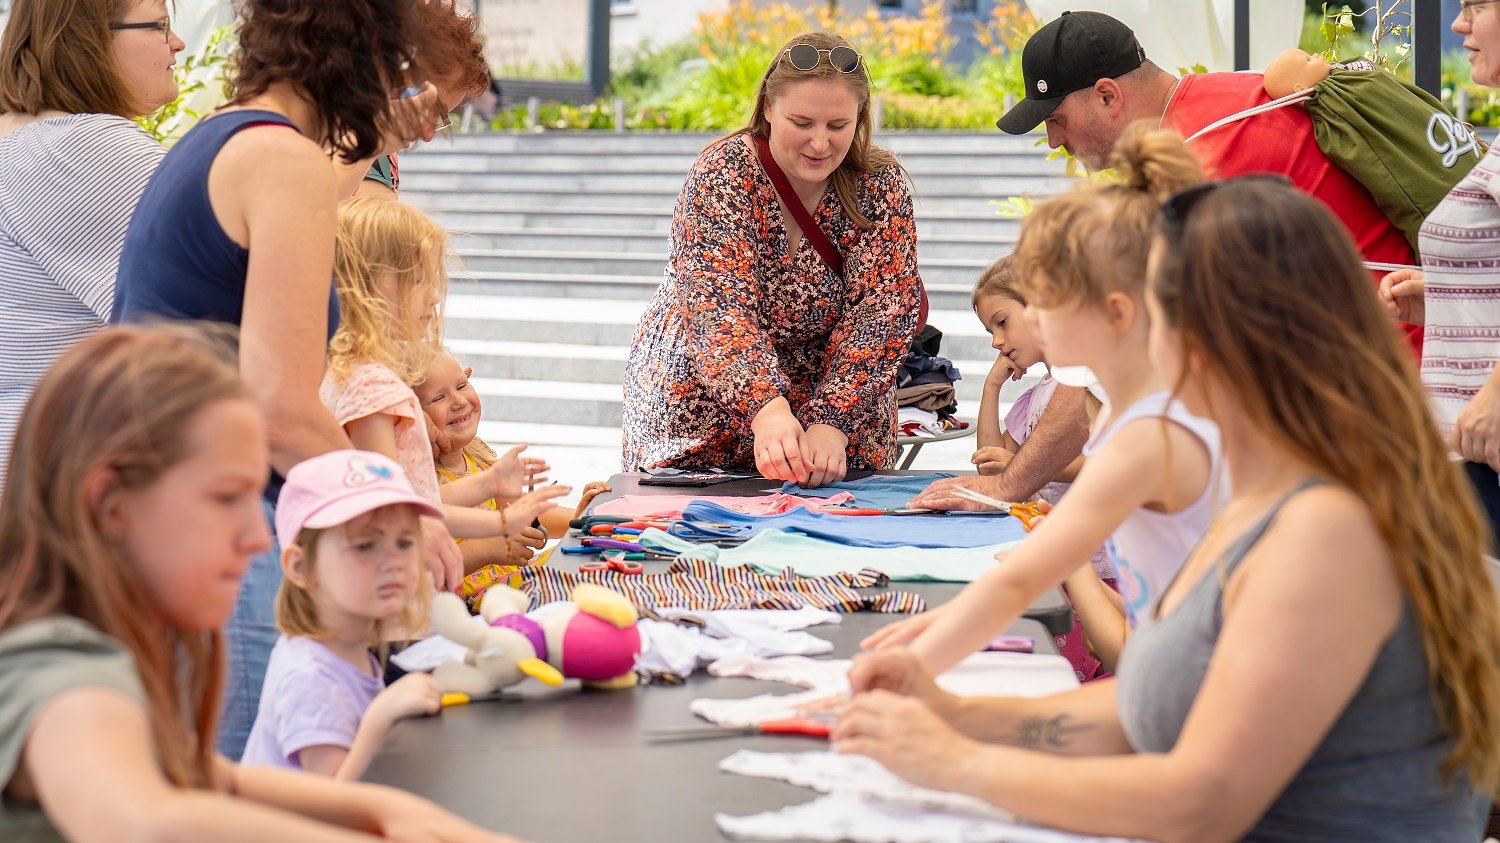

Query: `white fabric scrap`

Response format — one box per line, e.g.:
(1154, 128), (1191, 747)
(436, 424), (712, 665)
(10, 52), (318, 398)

(635, 609), (840, 677)
(717, 752), (1141, 842)
(715, 790), (1136, 843)
(707, 651), (1080, 698)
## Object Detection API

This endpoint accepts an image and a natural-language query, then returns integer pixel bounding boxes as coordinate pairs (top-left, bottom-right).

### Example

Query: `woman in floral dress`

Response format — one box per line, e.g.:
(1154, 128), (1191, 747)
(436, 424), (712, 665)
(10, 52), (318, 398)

(622, 31), (924, 488)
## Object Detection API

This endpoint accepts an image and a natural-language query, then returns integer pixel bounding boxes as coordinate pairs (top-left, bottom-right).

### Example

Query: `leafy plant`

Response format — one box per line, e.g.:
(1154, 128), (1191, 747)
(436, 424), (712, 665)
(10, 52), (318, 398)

(135, 25), (235, 144)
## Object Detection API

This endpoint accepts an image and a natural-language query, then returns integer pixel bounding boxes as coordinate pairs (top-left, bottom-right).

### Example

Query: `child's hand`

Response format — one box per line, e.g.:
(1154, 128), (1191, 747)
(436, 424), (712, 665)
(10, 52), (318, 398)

(985, 353), (1024, 390)
(484, 444), (551, 499)
(420, 517), (463, 594)
(422, 411), (453, 461)
(504, 526), (548, 562)
(970, 446), (1014, 476)
(572, 481), (612, 518)
(860, 605), (945, 651)
(500, 485), (572, 535)
(369, 672), (443, 725)
(1378, 268), (1425, 324)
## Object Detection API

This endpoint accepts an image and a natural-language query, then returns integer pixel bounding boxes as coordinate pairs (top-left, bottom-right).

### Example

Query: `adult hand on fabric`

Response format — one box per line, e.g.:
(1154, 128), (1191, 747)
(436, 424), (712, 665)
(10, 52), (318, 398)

(832, 690), (975, 793)
(1454, 375), (1500, 471)
(800, 424), (848, 488)
(908, 476), (996, 512)
(970, 446), (1014, 476)
(859, 606), (945, 651)
(421, 516), (463, 593)
(845, 649), (956, 714)
(752, 397), (809, 484)
(1378, 269), (1425, 325)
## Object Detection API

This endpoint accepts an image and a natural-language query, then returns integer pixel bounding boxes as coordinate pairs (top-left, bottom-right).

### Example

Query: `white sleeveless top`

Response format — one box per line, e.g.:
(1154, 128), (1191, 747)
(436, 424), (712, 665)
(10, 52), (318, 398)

(1082, 390), (1223, 627)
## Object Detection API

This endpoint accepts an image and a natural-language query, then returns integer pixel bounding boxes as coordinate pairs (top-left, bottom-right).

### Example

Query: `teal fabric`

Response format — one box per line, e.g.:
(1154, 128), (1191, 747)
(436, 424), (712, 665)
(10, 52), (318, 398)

(639, 527), (1016, 582)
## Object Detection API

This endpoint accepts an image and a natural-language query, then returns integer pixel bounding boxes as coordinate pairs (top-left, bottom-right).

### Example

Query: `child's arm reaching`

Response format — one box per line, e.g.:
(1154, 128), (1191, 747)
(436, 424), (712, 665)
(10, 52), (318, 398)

(440, 444), (547, 508)
(443, 485), (572, 539)
(296, 673), (443, 781)
(892, 419), (1205, 677)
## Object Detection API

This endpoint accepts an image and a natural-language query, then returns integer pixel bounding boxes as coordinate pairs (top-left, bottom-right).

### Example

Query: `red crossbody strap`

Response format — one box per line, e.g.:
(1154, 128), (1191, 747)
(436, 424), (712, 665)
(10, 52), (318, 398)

(753, 134), (844, 278)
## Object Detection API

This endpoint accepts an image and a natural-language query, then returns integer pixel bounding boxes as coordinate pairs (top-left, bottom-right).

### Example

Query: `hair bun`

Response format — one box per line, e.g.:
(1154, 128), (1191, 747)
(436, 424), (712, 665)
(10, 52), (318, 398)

(1107, 120), (1203, 201)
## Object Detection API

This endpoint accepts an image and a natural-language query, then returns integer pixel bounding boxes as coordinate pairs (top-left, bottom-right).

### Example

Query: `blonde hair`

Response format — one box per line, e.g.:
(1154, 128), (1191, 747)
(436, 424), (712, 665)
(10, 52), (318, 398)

(972, 254), (1026, 309)
(0, 323), (251, 789)
(276, 514), (432, 641)
(1013, 121), (1205, 308)
(730, 31), (904, 229)
(328, 196), (448, 385)
(1151, 177), (1500, 793)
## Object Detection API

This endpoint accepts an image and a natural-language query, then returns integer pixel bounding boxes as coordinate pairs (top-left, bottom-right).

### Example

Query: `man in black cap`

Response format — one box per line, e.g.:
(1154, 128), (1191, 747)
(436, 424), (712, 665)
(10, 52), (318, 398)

(994, 10), (1416, 340)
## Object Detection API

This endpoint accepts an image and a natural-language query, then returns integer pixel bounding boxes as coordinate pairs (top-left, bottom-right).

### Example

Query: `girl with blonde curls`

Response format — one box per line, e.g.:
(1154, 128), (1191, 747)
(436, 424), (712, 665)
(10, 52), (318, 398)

(0, 324), (518, 842)
(320, 197), (569, 551)
(837, 166), (1500, 841)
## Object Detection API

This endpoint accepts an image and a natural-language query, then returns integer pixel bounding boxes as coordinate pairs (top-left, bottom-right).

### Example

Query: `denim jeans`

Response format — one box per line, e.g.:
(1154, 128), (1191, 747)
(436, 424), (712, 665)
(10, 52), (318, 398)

(1463, 461), (1500, 555)
(217, 498), (282, 760)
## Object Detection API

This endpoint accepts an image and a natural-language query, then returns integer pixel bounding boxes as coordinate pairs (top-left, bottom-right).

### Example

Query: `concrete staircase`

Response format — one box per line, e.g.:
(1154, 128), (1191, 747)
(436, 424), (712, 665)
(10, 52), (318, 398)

(398, 131), (1073, 471)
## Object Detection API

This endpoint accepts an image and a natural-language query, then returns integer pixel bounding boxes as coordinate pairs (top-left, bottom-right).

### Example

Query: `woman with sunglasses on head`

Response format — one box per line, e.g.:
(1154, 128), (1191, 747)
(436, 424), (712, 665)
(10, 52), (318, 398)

(1381, 1), (1500, 542)
(110, 0), (453, 761)
(622, 32), (923, 488)
(836, 169), (1500, 841)
(0, 0), (185, 489)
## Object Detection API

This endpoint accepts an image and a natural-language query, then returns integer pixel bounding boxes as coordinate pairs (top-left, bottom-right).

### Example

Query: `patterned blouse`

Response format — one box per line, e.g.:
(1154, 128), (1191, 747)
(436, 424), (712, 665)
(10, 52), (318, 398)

(622, 134), (923, 471)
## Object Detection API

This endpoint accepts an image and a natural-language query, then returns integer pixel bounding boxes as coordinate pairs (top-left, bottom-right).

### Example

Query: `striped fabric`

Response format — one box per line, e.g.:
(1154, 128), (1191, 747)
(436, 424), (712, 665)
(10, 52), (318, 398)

(0, 114), (164, 484)
(511, 557), (926, 614)
(1421, 142), (1500, 437)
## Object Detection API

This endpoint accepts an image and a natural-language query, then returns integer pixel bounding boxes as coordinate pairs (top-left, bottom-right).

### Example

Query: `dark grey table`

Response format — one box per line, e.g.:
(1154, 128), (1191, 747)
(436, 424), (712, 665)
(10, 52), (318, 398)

(366, 586), (1055, 841)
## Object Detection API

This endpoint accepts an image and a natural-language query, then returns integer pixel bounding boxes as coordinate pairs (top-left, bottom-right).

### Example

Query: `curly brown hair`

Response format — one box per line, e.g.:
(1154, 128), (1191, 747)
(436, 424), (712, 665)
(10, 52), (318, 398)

(228, 0), (420, 163)
(416, 0), (489, 101)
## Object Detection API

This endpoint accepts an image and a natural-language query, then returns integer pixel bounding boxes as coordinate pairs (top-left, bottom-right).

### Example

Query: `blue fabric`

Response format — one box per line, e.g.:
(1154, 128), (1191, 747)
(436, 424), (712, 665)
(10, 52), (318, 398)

(218, 498), (283, 761)
(780, 473), (955, 510)
(112, 110), (340, 504)
(678, 500), (1027, 549)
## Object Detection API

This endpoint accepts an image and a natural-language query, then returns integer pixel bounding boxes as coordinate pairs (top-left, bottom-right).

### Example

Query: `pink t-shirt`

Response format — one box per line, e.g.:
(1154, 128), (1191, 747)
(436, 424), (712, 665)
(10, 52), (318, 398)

(320, 361), (440, 503)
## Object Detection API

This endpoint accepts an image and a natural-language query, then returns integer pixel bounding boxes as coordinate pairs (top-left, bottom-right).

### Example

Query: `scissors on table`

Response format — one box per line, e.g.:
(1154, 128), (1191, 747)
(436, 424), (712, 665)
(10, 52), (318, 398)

(579, 553), (645, 575)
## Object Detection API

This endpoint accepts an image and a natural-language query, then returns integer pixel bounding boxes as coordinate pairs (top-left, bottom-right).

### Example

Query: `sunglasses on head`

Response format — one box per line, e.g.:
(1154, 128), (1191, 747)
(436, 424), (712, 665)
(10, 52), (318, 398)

(1160, 174), (1292, 239)
(783, 44), (862, 74)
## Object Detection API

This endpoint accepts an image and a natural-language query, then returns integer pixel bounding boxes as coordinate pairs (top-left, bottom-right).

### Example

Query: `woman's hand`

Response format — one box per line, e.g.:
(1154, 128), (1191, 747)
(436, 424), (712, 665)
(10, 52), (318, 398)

(845, 649), (957, 714)
(1377, 268), (1425, 325)
(499, 486), (572, 536)
(1455, 376), (1500, 470)
(800, 424), (848, 488)
(752, 397), (808, 484)
(420, 516), (463, 593)
(832, 690), (974, 793)
(970, 446), (1014, 476)
(859, 606), (945, 651)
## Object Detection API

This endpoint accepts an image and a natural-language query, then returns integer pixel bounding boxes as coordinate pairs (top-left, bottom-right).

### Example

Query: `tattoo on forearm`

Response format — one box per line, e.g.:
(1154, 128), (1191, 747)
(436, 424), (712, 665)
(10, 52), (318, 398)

(1008, 714), (1093, 750)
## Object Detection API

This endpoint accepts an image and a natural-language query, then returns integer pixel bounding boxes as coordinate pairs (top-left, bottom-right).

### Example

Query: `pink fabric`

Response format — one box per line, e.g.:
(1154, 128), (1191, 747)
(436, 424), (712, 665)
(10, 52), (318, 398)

(590, 491), (855, 521)
(559, 613), (641, 681)
(319, 361), (440, 503)
(1056, 578), (1118, 684)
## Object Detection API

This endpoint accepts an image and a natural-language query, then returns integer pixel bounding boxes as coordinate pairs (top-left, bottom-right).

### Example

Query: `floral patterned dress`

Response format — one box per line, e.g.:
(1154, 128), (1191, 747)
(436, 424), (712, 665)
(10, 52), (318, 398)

(622, 134), (923, 471)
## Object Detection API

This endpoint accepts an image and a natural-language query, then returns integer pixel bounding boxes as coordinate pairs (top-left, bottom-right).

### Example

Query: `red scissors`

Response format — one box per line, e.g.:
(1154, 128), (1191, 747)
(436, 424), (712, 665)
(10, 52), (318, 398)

(644, 714), (832, 742)
(578, 554), (644, 575)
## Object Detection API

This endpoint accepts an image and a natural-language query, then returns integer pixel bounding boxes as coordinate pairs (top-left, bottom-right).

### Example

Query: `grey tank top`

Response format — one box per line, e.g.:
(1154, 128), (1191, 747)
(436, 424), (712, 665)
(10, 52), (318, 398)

(1116, 480), (1481, 842)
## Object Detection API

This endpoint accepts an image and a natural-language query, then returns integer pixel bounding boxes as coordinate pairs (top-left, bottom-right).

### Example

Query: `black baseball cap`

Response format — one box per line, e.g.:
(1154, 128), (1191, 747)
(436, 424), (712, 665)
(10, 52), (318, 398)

(996, 11), (1146, 134)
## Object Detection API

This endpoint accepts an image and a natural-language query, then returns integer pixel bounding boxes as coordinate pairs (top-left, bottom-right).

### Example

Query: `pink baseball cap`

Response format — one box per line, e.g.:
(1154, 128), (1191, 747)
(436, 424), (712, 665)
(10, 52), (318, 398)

(275, 450), (444, 547)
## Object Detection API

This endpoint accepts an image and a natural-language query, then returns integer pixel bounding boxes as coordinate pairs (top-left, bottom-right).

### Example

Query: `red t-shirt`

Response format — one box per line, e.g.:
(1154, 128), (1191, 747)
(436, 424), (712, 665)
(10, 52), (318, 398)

(1163, 72), (1422, 353)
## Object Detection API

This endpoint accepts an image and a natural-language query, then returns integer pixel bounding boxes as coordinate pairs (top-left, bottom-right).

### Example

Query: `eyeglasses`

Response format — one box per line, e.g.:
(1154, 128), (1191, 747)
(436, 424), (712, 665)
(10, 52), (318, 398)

(109, 18), (173, 44)
(1160, 174), (1292, 240)
(783, 44), (862, 74)
(1462, 0), (1500, 22)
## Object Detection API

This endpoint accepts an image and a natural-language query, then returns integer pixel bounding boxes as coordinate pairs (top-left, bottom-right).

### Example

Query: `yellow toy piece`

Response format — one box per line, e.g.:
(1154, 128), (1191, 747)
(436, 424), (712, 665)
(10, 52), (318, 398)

(517, 657), (565, 686)
(570, 582), (639, 629)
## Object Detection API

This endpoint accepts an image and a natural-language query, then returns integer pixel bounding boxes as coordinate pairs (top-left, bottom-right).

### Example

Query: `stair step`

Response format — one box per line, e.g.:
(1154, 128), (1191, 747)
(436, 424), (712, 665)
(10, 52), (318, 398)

(404, 170), (1068, 197)
(422, 130), (1048, 156)
(400, 151), (1065, 177)
(449, 226), (1016, 261)
(425, 207), (1026, 238)
(454, 248), (996, 286)
(408, 189), (1047, 215)
(447, 272), (983, 309)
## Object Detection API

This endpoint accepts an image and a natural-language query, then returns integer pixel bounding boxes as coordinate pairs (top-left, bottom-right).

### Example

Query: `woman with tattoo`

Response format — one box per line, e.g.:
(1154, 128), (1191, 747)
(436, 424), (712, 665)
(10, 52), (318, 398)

(837, 174), (1500, 841)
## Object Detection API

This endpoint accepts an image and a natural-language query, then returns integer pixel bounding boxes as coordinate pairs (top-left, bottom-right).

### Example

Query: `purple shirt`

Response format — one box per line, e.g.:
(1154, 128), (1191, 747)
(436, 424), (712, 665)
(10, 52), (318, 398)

(241, 635), (383, 769)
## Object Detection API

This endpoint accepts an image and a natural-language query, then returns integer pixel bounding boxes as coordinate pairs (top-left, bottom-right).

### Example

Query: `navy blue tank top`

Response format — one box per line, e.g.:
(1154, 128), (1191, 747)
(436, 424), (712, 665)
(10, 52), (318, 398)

(113, 110), (341, 504)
